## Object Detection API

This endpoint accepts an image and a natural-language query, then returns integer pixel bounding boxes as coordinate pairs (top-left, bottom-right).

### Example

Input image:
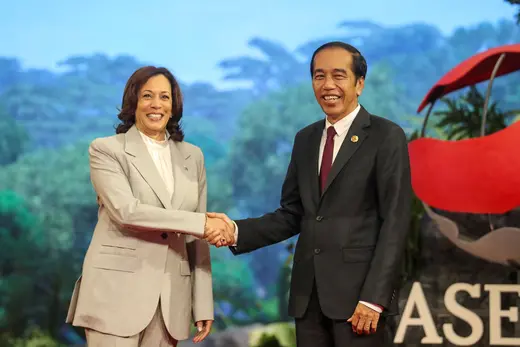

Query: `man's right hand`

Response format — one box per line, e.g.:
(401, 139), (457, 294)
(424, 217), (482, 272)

(204, 214), (235, 246)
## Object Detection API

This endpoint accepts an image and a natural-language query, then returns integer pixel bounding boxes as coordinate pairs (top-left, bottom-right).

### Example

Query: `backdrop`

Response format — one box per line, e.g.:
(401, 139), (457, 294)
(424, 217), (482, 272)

(1, 1), (519, 346)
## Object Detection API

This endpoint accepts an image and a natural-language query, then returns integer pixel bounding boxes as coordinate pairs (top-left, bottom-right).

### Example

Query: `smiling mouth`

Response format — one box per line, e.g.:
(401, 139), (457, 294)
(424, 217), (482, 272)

(323, 95), (340, 101)
(146, 113), (164, 121)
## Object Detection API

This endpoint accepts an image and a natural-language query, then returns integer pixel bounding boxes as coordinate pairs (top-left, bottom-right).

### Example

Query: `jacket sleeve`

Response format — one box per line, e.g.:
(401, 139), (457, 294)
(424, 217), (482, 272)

(89, 138), (206, 237)
(359, 125), (412, 308)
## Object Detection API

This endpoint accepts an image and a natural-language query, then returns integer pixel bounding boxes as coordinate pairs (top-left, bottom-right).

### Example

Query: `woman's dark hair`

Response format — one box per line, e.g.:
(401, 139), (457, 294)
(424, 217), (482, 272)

(115, 66), (184, 141)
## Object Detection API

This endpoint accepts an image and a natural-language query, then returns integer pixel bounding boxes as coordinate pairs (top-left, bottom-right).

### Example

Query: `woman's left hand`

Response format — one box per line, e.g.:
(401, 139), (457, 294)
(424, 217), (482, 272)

(193, 320), (213, 343)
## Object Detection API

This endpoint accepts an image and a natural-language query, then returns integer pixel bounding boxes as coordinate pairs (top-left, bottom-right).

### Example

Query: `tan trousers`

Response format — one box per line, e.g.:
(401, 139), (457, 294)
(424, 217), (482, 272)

(85, 301), (178, 347)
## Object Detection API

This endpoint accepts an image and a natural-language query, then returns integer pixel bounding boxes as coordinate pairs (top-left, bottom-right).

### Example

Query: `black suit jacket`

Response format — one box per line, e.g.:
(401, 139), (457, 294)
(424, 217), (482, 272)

(231, 106), (412, 319)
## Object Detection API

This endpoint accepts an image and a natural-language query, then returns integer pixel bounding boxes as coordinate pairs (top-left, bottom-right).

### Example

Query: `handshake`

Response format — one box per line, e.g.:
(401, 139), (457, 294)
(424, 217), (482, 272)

(203, 212), (236, 247)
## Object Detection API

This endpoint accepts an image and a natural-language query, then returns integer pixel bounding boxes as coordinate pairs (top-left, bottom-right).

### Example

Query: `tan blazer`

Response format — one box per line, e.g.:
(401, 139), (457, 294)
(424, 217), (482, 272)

(66, 125), (213, 340)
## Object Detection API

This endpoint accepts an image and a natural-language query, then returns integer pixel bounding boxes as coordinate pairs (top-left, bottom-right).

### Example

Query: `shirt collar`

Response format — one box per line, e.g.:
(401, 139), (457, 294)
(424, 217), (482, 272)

(325, 104), (361, 137)
(138, 128), (170, 147)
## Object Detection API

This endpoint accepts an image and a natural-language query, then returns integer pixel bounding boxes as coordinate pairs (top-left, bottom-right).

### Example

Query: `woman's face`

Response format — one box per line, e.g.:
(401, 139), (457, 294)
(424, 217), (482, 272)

(135, 74), (172, 139)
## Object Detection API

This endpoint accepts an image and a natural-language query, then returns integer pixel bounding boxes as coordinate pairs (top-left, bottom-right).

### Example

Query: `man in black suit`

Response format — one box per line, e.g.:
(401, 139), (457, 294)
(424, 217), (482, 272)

(206, 41), (412, 347)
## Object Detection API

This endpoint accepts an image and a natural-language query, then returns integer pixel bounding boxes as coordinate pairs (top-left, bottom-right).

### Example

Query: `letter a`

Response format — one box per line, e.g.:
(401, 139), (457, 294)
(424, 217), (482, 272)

(394, 282), (443, 344)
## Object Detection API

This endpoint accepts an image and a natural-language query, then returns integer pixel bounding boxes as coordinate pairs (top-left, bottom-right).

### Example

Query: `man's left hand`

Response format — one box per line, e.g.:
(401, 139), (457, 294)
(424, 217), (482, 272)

(347, 303), (380, 335)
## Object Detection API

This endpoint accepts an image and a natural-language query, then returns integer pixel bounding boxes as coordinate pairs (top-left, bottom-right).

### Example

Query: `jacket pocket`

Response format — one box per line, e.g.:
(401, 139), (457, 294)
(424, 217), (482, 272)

(342, 246), (375, 263)
(91, 253), (140, 273)
(179, 260), (191, 276)
(99, 244), (137, 258)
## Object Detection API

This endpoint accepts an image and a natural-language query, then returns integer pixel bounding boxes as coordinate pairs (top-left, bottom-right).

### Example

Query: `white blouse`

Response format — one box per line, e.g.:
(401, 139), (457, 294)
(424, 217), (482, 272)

(138, 131), (174, 198)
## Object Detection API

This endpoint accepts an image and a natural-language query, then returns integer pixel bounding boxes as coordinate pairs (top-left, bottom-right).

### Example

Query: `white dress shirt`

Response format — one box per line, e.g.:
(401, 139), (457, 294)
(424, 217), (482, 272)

(234, 104), (382, 313)
(139, 131), (174, 198)
(318, 104), (359, 173)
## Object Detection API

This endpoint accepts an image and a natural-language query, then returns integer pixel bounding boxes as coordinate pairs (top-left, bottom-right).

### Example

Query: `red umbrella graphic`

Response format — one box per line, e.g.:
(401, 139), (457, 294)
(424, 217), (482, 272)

(416, 43), (520, 137)
(408, 44), (520, 267)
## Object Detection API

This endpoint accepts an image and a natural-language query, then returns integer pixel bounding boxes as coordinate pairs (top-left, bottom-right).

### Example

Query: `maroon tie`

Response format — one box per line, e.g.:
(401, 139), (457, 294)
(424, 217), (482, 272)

(320, 126), (337, 193)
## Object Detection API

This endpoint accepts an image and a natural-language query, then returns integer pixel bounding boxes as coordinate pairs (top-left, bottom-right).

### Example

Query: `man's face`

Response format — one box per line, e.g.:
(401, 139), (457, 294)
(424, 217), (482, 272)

(312, 47), (365, 123)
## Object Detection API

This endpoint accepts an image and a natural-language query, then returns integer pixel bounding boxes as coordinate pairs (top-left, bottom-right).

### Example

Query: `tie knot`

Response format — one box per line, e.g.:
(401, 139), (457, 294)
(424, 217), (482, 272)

(326, 126), (337, 139)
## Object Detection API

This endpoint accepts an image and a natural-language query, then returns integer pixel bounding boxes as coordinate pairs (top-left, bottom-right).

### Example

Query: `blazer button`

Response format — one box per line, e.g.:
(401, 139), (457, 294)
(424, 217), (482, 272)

(314, 248), (321, 254)
(161, 233), (168, 240)
(316, 216), (323, 221)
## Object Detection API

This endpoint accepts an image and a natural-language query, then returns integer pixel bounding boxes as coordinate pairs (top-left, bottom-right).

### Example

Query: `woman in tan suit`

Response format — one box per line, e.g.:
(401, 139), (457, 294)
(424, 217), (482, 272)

(66, 66), (229, 346)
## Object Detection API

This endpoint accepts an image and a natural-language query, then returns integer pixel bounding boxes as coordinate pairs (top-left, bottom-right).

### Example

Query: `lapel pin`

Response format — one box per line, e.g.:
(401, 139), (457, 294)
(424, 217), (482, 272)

(351, 135), (359, 143)
(183, 165), (188, 171)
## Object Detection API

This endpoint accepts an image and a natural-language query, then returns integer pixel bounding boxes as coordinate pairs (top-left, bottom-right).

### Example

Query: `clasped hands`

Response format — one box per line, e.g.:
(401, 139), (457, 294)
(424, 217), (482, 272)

(203, 212), (235, 247)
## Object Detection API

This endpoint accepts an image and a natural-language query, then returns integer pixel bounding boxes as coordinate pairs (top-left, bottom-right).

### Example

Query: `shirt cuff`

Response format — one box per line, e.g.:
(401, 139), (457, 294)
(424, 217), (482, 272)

(359, 301), (383, 313)
(232, 221), (238, 247)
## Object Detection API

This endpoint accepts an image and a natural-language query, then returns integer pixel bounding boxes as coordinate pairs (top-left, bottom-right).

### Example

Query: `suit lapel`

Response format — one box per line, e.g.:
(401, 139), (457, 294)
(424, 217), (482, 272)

(308, 120), (325, 206)
(124, 126), (172, 209)
(170, 141), (190, 210)
(321, 107), (371, 196)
